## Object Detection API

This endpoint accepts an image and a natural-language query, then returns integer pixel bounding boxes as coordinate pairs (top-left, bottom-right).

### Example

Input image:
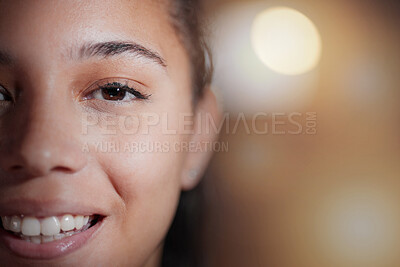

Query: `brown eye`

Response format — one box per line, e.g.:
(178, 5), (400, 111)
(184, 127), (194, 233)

(82, 80), (150, 103)
(101, 87), (127, 101)
(90, 85), (136, 102)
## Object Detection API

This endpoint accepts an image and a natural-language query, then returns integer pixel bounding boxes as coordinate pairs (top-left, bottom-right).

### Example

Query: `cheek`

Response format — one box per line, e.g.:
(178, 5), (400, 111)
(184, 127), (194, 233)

(89, 109), (189, 258)
(79, 53), (193, 258)
(97, 140), (183, 261)
(101, 140), (183, 206)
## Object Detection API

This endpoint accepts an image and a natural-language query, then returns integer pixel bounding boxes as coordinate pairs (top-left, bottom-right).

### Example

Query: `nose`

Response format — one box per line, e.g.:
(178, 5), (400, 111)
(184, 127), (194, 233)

(0, 99), (87, 178)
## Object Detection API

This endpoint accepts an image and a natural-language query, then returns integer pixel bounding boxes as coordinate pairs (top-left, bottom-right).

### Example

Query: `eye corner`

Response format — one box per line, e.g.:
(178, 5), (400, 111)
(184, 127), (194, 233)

(0, 84), (14, 102)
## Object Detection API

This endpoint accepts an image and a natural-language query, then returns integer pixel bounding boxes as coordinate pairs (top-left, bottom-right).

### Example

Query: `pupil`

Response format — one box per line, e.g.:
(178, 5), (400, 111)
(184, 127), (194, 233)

(102, 87), (126, 101)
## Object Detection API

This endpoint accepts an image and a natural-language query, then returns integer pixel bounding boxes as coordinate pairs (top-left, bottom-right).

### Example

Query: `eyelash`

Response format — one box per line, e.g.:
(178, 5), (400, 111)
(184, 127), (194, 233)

(0, 80), (150, 105)
(0, 85), (13, 102)
(82, 80), (151, 102)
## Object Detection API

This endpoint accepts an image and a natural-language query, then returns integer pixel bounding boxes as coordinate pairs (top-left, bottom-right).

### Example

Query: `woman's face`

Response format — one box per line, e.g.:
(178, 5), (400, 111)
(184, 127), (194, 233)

(0, 0), (212, 266)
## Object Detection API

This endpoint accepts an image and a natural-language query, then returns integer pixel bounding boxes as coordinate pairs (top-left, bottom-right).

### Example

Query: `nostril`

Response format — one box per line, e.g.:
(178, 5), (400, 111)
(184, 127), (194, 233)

(3, 164), (75, 176)
(10, 165), (23, 171)
(1, 141), (87, 176)
(51, 166), (75, 174)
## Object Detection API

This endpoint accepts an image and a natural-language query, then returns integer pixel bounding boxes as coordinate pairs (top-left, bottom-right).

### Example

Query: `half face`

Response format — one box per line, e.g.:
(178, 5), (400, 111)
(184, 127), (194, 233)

(0, 0), (195, 266)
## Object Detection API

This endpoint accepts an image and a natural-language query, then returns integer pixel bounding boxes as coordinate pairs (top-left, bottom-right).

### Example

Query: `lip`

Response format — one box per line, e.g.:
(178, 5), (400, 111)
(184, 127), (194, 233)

(0, 198), (109, 218)
(0, 198), (108, 259)
(0, 217), (104, 259)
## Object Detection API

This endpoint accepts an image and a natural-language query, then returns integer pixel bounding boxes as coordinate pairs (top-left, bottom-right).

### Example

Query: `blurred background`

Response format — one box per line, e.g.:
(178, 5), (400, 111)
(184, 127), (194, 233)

(199, 0), (400, 266)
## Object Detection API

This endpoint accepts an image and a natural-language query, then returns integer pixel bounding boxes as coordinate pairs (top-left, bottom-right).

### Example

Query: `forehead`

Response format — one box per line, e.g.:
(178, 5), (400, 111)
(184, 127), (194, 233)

(0, 0), (177, 64)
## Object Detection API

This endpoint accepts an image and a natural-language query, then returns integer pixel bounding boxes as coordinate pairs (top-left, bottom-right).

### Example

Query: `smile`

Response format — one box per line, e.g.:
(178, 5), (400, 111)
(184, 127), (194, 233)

(1, 214), (101, 244)
(0, 210), (105, 259)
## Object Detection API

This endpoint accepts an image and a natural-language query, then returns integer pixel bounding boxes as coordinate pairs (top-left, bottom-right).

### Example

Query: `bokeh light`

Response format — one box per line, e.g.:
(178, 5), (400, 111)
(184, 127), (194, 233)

(315, 183), (400, 266)
(211, 3), (320, 113)
(251, 7), (322, 75)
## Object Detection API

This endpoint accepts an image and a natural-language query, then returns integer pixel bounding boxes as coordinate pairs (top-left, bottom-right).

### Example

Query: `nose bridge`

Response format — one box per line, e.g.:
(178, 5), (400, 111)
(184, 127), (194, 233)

(0, 80), (87, 177)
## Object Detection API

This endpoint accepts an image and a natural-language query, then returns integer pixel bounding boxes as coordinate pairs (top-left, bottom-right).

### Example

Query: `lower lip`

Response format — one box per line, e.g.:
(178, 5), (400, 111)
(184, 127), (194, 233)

(0, 219), (103, 260)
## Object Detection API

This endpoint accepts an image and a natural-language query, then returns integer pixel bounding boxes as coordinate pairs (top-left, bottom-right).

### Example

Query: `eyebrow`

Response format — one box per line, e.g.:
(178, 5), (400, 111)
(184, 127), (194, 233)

(76, 41), (167, 68)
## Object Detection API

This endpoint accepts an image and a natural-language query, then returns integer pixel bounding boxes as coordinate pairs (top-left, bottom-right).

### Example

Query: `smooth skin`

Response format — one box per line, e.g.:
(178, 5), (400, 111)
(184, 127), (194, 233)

(0, 0), (219, 266)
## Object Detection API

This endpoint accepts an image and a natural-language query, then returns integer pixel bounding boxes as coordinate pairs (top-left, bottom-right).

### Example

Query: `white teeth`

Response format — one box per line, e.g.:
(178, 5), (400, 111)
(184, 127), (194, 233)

(1, 216), (11, 231)
(74, 215), (84, 230)
(41, 235), (54, 243)
(65, 232), (73, 237)
(54, 233), (65, 240)
(41, 217), (60, 236)
(30, 236), (41, 244)
(83, 216), (89, 226)
(1, 214), (95, 244)
(21, 217), (41, 236)
(10, 216), (21, 233)
(60, 215), (75, 232)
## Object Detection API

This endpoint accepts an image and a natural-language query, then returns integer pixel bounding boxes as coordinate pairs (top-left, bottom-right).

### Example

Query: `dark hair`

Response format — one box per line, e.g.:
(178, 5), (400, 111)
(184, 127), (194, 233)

(162, 187), (204, 267)
(168, 0), (213, 104)
(162, 1), (212, 266)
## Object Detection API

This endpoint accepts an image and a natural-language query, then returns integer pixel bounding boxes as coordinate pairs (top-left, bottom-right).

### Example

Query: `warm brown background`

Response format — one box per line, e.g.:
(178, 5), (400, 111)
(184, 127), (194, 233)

(200, 0), (400, 266)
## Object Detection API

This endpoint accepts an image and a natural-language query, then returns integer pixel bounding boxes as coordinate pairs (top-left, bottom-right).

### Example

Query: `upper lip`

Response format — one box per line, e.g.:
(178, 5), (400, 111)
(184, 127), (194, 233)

(0, 198), (108, 217)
